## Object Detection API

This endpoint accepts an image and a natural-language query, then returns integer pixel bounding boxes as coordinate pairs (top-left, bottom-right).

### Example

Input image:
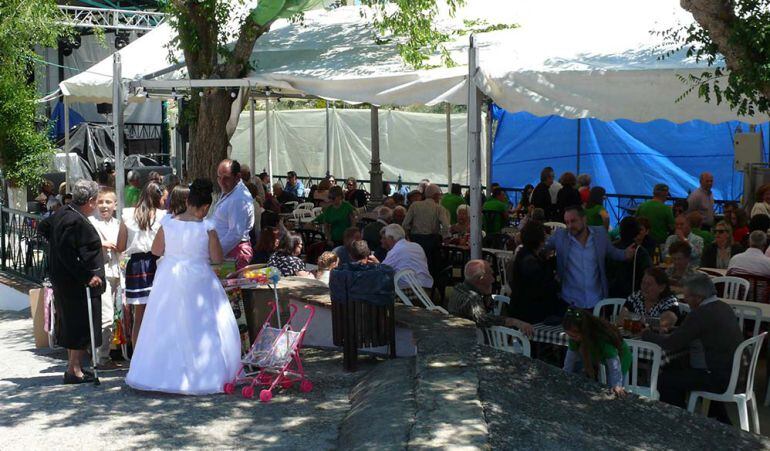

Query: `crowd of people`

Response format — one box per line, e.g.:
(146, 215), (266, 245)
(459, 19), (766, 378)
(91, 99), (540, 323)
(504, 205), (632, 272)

(36, 161), (770, 426)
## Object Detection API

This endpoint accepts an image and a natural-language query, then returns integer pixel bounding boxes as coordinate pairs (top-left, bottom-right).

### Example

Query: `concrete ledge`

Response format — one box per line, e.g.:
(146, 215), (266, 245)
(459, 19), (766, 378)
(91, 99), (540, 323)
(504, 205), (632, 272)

(284, 277), (770, 449)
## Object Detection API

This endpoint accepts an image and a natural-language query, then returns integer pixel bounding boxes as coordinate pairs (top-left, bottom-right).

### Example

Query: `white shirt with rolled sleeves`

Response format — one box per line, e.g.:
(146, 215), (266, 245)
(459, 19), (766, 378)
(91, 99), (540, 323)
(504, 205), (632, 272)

(212, 180), (255, 255)
(383, 238), (434, 288)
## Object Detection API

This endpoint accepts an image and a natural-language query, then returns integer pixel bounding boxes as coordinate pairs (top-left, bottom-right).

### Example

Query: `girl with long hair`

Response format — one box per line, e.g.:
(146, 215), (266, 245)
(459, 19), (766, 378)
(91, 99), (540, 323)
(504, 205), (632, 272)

(562, 308), (631, 397)
(117, 181), (167, 349)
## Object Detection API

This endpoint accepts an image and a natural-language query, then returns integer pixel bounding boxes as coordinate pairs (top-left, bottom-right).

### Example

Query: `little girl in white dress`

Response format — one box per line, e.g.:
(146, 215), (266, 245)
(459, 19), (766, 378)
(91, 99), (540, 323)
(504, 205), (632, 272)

(126, 179), (241, 395)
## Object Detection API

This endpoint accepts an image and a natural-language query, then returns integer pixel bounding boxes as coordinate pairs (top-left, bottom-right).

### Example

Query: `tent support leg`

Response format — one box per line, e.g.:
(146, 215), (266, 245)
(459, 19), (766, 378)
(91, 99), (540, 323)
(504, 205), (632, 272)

(266, 97), (273, 193)
(249, 98), (256, 180)
(369, 105), (383, 206)
(326, 102), (332, 177)
(64, 97), (71, 193)
(446, 103), (452, 187)
(113, 53), (125, 221)
(467, 36), (483, 260)
(485, 102), (493, 196)
(576, 118), (582, 175)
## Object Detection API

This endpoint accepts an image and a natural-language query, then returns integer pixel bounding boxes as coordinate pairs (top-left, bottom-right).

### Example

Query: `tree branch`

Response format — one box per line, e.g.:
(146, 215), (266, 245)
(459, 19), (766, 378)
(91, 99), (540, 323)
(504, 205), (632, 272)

(221, 17), (271, 79)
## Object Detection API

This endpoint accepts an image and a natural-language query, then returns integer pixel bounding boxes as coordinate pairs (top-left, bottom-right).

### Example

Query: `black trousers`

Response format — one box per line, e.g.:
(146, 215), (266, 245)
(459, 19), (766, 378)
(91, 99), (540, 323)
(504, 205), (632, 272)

(411, 233), (442, 277)
(659, 367), (731, 424)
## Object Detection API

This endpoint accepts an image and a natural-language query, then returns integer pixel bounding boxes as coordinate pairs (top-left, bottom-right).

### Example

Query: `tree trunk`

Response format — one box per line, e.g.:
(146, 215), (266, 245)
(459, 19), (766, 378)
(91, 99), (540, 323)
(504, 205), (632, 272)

(187, 89), (235, 181)
(681, 0), (770, 102)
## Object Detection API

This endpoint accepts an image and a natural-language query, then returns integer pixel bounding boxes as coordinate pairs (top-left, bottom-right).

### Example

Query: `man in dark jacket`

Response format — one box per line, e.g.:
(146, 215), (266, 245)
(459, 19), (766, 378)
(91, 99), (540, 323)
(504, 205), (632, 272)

(531, 167), (557, 222)
(642, 273), (743, 421)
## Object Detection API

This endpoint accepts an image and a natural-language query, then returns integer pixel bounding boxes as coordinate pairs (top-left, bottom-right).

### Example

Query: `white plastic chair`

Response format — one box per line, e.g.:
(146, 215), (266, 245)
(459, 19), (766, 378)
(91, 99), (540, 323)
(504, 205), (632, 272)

(296, 202), (315, 211)
(292, 208), (314, 224)
(713, 276), (750, 301)
(732, 304), (763, 338)
(592, 298), (626, 323)
(484, 326), (531, 357)
(496, 255), (512, 297)
(543, 221), (566, 230)
(687, 332), (767, 433)
(624, 339), (662, 400)
(312, 206), (323, 217)
(394, 269), (448, 314)
(282, 201), (298, 211)
(492, 294), (510, 316)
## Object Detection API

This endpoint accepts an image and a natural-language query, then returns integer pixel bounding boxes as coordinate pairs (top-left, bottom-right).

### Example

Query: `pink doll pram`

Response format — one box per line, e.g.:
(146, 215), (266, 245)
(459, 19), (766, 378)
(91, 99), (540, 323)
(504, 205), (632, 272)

(224, 301), (315, 402)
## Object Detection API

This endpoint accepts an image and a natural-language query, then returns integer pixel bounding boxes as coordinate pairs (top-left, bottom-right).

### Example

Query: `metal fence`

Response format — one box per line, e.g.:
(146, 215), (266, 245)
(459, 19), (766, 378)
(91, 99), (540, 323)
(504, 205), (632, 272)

(0, 206), (48, 283)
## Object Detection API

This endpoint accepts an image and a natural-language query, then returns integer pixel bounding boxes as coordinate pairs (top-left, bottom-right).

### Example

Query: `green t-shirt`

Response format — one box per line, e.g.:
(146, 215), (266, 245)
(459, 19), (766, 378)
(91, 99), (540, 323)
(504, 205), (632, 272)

(482, 198), (508, 234)
(315, 201), (355, 242)
(568, 338), (632, 375)
(124, 185), (141, 208)
(584, 204), (606, 227)
(692, 228), (715, 248)
(441, 193), (466, 224)
(636, 200), (675, 244)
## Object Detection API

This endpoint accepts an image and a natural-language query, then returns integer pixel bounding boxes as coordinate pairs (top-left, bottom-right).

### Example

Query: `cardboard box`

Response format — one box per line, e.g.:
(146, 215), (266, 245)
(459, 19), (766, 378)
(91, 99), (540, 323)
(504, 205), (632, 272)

(28, 288), (51, 348)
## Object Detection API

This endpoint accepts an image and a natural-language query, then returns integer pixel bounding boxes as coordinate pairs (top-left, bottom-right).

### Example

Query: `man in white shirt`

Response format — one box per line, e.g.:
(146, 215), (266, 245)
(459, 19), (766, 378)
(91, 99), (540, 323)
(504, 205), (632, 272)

(213, 159), (255, 270)
(663, 214), (704, 266)
(381, 224), (433, 289)
(728, 231), (770, 278)
(687, 172), (715, 228)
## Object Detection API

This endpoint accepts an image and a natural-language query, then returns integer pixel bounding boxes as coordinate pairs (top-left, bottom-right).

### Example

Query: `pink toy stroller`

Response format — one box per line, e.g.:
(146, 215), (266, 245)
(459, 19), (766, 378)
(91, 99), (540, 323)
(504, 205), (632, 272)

(224, 301), (315, 402)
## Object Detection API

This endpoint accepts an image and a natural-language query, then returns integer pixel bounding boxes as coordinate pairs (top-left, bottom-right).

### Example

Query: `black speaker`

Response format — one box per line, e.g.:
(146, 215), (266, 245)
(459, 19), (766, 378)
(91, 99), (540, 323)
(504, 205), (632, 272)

(97, 103), (112, 115)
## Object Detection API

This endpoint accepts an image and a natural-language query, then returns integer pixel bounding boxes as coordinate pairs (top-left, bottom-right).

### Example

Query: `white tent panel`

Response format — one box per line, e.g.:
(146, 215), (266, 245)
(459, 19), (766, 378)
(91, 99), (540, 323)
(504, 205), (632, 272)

(61, 1), (768, 123)
(229, 108), (483, 186)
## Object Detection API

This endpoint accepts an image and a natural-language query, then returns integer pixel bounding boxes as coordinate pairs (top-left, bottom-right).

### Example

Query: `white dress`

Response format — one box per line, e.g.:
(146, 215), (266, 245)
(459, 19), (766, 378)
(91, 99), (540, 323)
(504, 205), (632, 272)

(126, 218), (241, 395)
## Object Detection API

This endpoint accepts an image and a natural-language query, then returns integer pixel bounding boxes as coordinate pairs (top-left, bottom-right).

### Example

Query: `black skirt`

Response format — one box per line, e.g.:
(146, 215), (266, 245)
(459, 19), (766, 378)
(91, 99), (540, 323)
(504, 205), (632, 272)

(52, 282), (102, 350)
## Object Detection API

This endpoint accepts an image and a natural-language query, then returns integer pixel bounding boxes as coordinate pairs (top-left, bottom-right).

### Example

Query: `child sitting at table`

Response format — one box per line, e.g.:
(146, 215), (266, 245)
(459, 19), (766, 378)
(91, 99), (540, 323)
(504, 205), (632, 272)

(562, 308), (631, 397)
(315, 251), (339, 285)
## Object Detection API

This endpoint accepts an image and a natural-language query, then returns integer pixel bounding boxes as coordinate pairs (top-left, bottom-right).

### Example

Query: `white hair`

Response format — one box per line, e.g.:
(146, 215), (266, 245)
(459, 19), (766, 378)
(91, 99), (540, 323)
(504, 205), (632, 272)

(377, 206), (393, 221)
(457, 204), (469, 215)
(424, 184), (442, 198)
(683, 273), (717, 300)
(464, 259), (488, 283)
(382, 224), (405, 242)
(71, 179), (99, 205)
(749, 230), (767, 249)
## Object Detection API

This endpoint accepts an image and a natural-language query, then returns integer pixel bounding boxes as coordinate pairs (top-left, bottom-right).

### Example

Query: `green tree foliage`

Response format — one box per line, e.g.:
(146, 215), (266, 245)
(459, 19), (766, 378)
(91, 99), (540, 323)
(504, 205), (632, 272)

(663, 0), (770, 116)
(0, 0), (68, 186)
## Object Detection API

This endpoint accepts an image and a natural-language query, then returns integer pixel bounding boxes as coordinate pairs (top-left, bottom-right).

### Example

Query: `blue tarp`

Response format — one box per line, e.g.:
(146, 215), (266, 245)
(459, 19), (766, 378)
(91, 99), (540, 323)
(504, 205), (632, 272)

(492, 106), (770, 206)
(48, 102), (85, 141)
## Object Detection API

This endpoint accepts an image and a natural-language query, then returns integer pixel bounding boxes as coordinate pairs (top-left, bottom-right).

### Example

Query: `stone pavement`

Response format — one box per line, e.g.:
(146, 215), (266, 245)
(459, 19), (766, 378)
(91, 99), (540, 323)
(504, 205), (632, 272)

(0, 309), (377, 449)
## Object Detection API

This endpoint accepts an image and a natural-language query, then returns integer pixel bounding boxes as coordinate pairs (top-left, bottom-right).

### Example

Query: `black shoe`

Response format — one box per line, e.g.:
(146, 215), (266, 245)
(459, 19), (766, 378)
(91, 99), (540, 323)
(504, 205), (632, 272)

(63, 371), (94, 385)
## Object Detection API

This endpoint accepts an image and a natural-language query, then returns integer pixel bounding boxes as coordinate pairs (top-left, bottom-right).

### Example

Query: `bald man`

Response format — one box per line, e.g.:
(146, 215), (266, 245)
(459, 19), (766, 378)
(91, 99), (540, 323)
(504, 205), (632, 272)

(687, 172), (714, 227)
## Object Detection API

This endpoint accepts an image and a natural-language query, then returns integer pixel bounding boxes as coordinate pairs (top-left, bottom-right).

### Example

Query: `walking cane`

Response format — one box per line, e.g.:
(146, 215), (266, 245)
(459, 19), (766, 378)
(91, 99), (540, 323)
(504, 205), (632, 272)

(85, 286), (101, 386)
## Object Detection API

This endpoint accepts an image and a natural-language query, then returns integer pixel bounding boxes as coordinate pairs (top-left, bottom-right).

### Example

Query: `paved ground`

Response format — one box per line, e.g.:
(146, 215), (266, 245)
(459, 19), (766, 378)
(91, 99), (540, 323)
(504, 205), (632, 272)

(0, 309), (378, 449)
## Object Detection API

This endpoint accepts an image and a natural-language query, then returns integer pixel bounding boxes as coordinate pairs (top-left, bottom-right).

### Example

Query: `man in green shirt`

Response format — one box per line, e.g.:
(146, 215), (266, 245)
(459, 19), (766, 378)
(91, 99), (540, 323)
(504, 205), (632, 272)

(482, 187), (510, 235)
(314, 186), (356, 245)
(124, 170), (142, 207)
(636, 183), (675, 245)
(688, 211), (714, 247)
(441, 183), (466, 224)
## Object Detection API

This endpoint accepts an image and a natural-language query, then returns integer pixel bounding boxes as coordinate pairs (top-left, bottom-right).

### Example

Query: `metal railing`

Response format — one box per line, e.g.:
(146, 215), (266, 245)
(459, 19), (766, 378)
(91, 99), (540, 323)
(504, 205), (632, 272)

(0, 206), (48, 283)
(57, 5), (165, 31)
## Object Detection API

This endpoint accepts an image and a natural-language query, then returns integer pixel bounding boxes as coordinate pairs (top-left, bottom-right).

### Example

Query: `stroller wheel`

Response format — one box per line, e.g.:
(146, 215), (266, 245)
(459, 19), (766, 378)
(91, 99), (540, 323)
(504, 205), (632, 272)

(242, 386), (255, 399)
(223, 383), (235, 395)
(299, 379), (313, 393)
(260, 389), (273, 403)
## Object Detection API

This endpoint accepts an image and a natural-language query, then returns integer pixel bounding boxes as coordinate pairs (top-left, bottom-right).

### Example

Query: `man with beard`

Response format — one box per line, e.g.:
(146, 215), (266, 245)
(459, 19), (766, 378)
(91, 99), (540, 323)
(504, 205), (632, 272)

(545, 206), (636, 310)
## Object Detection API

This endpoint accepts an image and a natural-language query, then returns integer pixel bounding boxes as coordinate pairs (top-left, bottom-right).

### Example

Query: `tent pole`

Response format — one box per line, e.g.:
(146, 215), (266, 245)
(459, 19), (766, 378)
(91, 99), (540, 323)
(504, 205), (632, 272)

(485, 102), (493, 196)
(325, 102), (332, 176)
(446, 103), (452, 186)
(113, 53), (125, 221)
(249, 97), (256, 180)
(266, 97), (273, 193)
(64, 96), (71, 192)
(369, 105), (383, 205)
(576, 118), (581, 174)
(467, 35), (483, 260)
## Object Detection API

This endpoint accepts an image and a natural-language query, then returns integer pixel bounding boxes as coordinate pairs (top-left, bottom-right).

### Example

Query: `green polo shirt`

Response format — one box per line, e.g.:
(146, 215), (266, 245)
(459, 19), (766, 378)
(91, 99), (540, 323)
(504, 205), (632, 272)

(636, 200), (675, 244)
(441, 193), (466, 224)
(124, 185), (140, 208)
(314, 201), (355, 242)
(482, 198), (508, 234)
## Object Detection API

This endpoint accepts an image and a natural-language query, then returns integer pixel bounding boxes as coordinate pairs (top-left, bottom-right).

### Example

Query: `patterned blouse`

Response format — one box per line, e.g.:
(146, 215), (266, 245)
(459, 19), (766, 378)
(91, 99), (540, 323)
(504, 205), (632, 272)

(624, 291), (680, 318)
(267, 251), (306, 276)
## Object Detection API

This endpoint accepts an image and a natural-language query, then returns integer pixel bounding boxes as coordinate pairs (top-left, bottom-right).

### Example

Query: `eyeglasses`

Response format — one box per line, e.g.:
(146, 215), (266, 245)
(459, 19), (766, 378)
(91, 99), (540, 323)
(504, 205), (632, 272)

(715, 229), (729, 234)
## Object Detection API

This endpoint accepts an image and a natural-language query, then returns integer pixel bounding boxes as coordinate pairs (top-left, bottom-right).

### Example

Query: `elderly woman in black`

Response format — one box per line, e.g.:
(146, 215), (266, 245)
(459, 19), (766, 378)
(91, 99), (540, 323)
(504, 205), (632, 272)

(507, 221), (560, 323)
(39, 180), (104, 384)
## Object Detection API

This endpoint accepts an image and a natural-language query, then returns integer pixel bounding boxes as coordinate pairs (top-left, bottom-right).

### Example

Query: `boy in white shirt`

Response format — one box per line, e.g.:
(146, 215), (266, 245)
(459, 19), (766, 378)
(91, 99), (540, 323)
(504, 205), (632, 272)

(89, 188), (122, 368)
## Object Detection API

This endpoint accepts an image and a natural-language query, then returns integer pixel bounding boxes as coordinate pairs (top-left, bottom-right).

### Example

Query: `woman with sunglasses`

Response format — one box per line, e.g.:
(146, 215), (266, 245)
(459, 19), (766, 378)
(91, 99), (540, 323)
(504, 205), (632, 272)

(700, 220), (744, 269)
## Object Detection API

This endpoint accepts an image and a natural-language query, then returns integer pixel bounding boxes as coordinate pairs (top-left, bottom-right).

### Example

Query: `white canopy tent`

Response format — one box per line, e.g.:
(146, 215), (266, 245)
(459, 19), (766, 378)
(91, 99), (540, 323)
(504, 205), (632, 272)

(61, 0), (769, 257)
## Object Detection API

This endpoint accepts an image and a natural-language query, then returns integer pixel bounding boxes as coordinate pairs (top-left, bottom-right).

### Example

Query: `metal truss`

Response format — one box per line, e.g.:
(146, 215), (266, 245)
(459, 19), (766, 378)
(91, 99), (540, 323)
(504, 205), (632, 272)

(57, 5), (166, 31)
